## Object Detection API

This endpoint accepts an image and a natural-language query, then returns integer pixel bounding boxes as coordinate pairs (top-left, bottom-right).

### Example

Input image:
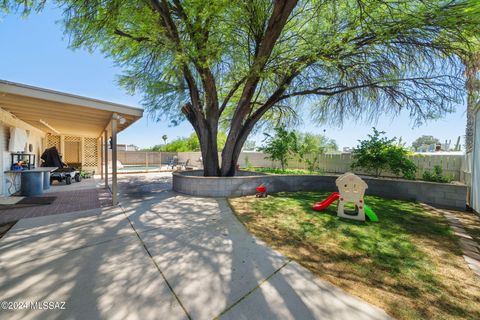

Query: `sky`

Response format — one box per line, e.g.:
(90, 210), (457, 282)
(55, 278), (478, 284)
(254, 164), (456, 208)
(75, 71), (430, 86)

(0, 5), (468, 150)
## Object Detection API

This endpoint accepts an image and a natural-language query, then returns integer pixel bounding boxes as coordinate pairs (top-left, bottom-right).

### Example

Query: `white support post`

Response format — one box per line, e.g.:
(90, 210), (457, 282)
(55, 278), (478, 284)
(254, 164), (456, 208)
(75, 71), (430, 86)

(100, 137), (104, 180)
(111, 115), (118, 206)
(104, 131), (108, 189)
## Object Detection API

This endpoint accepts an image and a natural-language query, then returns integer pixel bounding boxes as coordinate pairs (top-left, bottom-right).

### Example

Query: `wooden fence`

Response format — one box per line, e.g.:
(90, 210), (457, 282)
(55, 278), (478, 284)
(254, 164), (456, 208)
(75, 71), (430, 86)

(114, 150), (465, 181)
(239, 152), (464, 180)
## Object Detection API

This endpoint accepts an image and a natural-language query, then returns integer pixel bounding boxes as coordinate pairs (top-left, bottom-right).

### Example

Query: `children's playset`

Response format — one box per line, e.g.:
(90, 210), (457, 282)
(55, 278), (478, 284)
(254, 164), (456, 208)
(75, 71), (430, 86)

(256, 184), (267, 198)
(312, 172), (378, 222)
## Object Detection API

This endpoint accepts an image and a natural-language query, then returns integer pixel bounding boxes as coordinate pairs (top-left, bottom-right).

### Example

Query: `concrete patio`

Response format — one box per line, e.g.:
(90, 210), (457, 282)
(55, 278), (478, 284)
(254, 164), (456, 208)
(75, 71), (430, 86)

(0, 173), (390, 319)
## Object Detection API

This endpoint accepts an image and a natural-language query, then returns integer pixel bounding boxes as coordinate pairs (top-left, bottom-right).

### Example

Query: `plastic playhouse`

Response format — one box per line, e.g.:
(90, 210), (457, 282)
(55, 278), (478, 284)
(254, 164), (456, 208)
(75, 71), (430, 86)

(312, 172), (378, 222)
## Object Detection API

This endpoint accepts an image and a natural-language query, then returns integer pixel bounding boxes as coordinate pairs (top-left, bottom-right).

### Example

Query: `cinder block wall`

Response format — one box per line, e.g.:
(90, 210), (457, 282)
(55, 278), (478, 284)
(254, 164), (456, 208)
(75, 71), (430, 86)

(173, 171), (467, 210)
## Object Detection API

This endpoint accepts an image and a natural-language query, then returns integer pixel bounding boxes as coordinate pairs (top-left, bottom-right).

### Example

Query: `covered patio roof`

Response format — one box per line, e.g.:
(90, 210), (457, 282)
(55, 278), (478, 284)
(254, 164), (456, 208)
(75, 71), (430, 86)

(0, 80), (144, 206)
(0, 80), (143, 137)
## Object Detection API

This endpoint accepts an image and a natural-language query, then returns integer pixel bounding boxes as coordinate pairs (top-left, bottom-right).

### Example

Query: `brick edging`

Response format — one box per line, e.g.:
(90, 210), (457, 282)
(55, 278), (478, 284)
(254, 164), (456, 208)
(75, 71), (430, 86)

(420, 203), (480, 276)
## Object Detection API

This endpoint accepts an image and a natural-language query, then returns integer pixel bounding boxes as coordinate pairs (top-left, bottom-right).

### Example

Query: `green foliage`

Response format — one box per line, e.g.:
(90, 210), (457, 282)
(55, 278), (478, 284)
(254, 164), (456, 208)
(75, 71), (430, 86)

(351, 128), (416, 179)
(160, 134), (200, 152)
(295, 132), (337, 171)
(259, 126), (297, 170)
(305, 155), (319, 172)
(422, 165), (454, 183)
(244, 155), (253, 170)
(412, 135), (440, 151)
(4, 0), (480, 127)
(147, 132), (226, 152)
(4, 0), (480, 175)
(79, 169), (88, 178)
(245, 167), (322, 175)
(296, 132), (337, 156)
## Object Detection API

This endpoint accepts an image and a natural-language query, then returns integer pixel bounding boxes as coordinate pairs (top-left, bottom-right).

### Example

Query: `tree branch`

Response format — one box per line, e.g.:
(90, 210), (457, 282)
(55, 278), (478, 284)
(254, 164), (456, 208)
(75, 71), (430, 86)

(219, 76), (247, 115)
(147, 0), (204, 116)
(231, 0), (298, 125)
(114, 29), (150, 42)
(277, 75), (453, 101)
(170, 0), (219, 119)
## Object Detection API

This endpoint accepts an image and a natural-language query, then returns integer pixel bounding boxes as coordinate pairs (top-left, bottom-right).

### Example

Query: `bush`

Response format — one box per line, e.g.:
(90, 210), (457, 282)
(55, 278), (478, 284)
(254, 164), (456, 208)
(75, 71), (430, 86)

(422, 165), (453, 183)
(259, 126), (297, 170)
(146, 132), (227, 152)
(244, 167), (322, 175)
(351, 128), (416, 179)
(305, 154), (319, 172)
(244, 156), (253, 170)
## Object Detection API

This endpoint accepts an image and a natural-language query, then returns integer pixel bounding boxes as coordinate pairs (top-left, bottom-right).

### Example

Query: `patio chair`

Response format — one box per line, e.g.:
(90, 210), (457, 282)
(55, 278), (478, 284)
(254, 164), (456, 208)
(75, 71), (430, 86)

(184, 159), (195, 170)
(168, 157), (178, 170)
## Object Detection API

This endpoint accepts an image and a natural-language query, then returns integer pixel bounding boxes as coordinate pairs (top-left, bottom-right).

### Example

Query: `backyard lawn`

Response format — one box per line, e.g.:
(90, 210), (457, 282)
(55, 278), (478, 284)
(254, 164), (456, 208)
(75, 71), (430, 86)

(228, 192), (480, 320)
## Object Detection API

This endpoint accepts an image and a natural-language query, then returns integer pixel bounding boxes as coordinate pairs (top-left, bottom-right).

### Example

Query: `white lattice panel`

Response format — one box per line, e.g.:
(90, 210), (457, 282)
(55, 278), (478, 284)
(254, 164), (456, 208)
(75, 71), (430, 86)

(46, 134), (60, 149)
(83, 137), (98, 167)
(64, 136), (81, 143)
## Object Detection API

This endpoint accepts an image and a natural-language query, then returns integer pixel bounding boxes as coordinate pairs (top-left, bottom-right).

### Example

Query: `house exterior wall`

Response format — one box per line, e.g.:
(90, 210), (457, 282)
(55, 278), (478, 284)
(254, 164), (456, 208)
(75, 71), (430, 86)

(0, 108), (46, 196)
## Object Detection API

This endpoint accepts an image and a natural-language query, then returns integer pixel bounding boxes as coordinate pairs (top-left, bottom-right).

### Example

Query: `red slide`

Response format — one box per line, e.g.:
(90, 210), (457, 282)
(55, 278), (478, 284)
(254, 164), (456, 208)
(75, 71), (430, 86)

(312, 192), (340, 211)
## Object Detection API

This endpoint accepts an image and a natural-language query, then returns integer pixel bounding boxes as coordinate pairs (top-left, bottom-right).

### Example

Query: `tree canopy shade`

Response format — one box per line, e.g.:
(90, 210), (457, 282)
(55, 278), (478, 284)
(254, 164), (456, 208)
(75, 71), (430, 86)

(3, 0), (480, 176)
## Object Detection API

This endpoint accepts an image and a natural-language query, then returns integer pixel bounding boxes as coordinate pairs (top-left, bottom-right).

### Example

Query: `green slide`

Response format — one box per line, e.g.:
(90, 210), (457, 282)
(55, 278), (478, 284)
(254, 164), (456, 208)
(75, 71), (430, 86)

(364, 205), (379, 222)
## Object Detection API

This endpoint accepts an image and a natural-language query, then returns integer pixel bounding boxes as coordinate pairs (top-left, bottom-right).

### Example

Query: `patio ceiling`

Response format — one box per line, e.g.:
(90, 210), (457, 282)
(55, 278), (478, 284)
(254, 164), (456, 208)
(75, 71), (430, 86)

(0, 80), (143, 137)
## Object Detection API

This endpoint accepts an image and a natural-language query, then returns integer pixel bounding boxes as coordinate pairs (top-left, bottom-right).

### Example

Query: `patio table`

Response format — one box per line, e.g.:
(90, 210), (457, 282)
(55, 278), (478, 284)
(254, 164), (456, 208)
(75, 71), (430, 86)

(4, 167), (58, 196)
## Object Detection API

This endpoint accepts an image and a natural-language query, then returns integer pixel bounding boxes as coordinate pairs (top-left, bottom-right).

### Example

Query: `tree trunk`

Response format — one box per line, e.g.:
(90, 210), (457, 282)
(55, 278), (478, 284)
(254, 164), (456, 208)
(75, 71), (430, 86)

(182, 103), (220, 176)
(198, 125), (220, 176)
(463, 54), (480, 153)
(464, 53), (479, 152)
(466, 99), (475, 152)
(220, 120), (255, 176)
(220, 142), (238, 177)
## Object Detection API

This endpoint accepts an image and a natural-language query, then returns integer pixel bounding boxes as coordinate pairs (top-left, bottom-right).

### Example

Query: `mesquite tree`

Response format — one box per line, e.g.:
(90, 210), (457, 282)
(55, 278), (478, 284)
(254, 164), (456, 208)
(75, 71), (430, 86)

(3, 0), (480, 176)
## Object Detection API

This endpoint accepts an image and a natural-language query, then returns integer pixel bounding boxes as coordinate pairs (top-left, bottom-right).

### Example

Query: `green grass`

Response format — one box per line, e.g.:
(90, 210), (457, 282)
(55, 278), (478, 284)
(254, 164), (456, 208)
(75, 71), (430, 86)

(244, 167), (323, 175)
(229, 192), (480, 320)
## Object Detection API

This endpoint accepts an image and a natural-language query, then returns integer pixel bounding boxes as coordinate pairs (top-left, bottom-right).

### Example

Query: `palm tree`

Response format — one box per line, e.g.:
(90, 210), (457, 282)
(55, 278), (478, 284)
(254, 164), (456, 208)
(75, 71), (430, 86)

(162, 134), (168, 145)
(464, 53), (479, 152)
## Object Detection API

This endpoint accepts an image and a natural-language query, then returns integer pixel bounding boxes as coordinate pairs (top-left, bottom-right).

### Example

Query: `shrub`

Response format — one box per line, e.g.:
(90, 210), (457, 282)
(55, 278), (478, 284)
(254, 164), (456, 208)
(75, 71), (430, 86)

(422, 165), (453, 183)
(351, 128), (416, 179)
(259, 126), (297, 170)
(244, 156), (253, 170)
(244, 167), (322, 175)
(305, 154), (319, 172)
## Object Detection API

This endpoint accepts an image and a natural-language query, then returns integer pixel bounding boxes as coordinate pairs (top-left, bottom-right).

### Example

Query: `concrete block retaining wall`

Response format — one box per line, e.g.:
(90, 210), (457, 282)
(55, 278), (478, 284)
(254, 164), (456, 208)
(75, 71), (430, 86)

(173, 171), (467, 210)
